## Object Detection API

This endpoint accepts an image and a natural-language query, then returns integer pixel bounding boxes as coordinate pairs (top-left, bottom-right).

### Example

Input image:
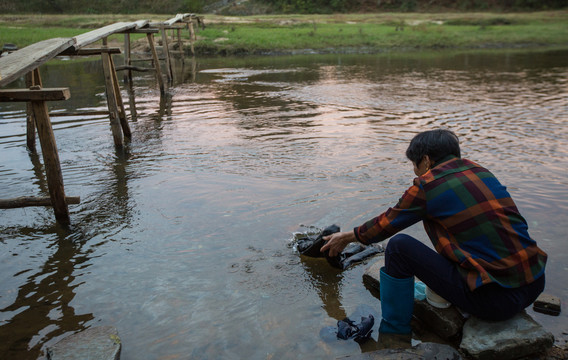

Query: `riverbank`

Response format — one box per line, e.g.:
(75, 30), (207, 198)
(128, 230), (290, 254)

(1, 11), (567, 56)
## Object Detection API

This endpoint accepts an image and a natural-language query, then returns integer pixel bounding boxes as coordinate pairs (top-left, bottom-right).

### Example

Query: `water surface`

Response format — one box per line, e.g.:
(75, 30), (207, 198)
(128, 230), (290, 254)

(1, 48), (567, 359)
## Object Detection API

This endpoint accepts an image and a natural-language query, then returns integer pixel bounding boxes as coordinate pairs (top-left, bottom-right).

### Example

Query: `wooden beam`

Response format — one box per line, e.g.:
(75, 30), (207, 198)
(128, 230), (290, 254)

(131, 57), (166, 62)
(0, 38), (75, 87)
(0, 196), (80, 209)
(0, 88), (70, 102)
(60, 47), (121, 56)
(124, 28), (159, 34)
(49, 110), (110, 117)
(115, 65), (154, 72)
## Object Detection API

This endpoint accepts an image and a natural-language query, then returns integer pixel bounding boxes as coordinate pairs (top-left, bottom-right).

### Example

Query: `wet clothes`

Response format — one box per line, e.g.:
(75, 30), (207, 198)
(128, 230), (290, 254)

(354, 156), (547, 291)
(296, 224), (341, 258)
(296, 225), (382, 270)
(336, 315), (374, 343)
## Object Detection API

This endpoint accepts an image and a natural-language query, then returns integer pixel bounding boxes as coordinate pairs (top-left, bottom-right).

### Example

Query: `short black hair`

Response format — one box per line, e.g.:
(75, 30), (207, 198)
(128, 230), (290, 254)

(406, 129), (461, 164)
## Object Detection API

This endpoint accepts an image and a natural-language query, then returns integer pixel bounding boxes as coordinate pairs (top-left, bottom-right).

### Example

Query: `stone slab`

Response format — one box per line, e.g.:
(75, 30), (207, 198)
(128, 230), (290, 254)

(362, 256), (385, 294)
(459, 311), (554, 360)
(533, 293), (561, 316)
(338, 342), (462, 360)
(47, 326), (121, 360)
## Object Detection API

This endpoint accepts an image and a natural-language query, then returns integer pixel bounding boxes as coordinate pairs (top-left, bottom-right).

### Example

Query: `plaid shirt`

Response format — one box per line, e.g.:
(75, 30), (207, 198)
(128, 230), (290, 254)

(354, 156), (547, 291)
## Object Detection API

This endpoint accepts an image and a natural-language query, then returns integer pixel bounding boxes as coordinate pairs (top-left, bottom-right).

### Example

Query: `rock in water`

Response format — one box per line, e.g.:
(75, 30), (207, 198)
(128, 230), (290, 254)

(459, 311), (554, 360)
(533, 293), (561, 316)
(337, 342), (462, 359)
(47, 326), (121, 360)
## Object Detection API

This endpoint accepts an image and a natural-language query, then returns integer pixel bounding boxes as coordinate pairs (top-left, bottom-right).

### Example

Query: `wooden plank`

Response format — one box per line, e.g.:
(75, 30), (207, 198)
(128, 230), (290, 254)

(0, 38), (75, 88)
(134, 20), (150, 29)
(167, 13), (192, 26)
(72, 22), (137, 49)
(0, 196), (80, 209)
(0, 88), (70, 102)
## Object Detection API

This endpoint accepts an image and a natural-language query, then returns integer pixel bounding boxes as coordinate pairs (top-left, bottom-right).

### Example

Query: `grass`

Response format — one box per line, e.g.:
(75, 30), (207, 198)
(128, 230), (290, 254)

(195, 11), (568, 54)
(1, 11), (567, 55)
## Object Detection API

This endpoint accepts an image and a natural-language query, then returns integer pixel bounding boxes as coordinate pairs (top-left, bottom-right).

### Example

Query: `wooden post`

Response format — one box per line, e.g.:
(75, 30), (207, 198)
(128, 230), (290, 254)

(109, 54), (131, 139)
(160, 24), (173, 82)
(126, 80), (138, 121)
(25, 73), (37, 152)
(123, 33), (132, 83)
(25, 68), (43, 152)
(30, 91), (70, 225)
(146, 33), (165, 94)
(177, 28), (183, 54)
(188, 21), (196, 55)
(100, 42), (124, 148)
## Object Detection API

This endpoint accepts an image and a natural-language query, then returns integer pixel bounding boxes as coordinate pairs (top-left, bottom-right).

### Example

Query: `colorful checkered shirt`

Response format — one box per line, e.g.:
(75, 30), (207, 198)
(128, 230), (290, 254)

(354, 156), (547, 291)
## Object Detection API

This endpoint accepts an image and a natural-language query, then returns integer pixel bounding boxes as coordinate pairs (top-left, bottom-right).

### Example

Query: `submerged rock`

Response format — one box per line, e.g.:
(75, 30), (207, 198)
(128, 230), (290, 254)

(47, 326), (121, 360)
(459, 311), (554, 360)
(337, 342), (462, 359)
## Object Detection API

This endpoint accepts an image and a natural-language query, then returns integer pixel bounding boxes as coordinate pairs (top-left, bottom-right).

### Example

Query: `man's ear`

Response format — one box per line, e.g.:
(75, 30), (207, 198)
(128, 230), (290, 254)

(424, 155), (432, 169)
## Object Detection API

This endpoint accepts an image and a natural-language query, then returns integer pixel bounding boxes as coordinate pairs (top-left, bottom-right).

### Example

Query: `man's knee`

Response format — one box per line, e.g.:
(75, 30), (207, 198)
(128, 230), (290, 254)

(386, 234), (418, 255)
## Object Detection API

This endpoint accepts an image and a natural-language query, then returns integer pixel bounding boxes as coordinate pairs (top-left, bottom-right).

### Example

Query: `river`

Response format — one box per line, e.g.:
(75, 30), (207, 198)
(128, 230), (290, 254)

(1, 48), (567, 359)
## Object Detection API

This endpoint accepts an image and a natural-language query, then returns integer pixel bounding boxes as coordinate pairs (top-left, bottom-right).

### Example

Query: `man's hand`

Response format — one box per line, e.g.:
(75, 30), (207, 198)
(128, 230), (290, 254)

(321, 230), (356, 257)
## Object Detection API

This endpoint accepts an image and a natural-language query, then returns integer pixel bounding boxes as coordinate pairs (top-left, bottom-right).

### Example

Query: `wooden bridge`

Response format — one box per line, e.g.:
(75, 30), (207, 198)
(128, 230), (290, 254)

(0, 13), (202, 225)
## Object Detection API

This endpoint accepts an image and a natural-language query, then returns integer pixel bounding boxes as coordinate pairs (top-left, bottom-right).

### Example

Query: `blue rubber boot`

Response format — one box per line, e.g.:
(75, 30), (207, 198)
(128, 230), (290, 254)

(378, 267), (414, 335)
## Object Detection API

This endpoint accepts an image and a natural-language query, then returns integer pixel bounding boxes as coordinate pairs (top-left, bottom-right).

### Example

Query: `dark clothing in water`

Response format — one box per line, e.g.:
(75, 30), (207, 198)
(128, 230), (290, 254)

(296, 224), (381, 269)
(337, 315), (374, 343)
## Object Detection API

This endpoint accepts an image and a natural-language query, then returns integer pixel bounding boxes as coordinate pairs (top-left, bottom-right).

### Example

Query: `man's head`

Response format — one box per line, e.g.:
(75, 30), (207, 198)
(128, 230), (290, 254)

(406, 129), (461, 176)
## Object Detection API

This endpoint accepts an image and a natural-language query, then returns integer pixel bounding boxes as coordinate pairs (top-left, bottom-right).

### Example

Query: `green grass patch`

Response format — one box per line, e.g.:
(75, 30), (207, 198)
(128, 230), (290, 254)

(0, 26), (84, 47)
(1, 11), (567, 54)
(194, 16), (568, 54)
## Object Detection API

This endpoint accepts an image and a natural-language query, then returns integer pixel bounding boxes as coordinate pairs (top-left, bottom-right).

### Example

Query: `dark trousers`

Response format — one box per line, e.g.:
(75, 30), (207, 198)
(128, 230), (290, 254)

(384, 234), (545, 321)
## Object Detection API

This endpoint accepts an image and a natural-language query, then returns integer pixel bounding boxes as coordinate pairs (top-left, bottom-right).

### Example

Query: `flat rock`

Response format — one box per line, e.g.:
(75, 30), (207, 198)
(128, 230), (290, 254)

(362, 256), (385, 294)
(413, 300), (465, 341)
(533, 293), (561, 316)
(459, 311), (554, 360)
(338, 342), (462, 359)
(363, 259), (464, 340)
(47, 326), (121, 360)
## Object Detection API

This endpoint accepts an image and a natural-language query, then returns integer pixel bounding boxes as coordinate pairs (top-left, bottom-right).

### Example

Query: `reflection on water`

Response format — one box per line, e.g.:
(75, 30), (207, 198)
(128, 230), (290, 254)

(1, 48), (567, 359)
